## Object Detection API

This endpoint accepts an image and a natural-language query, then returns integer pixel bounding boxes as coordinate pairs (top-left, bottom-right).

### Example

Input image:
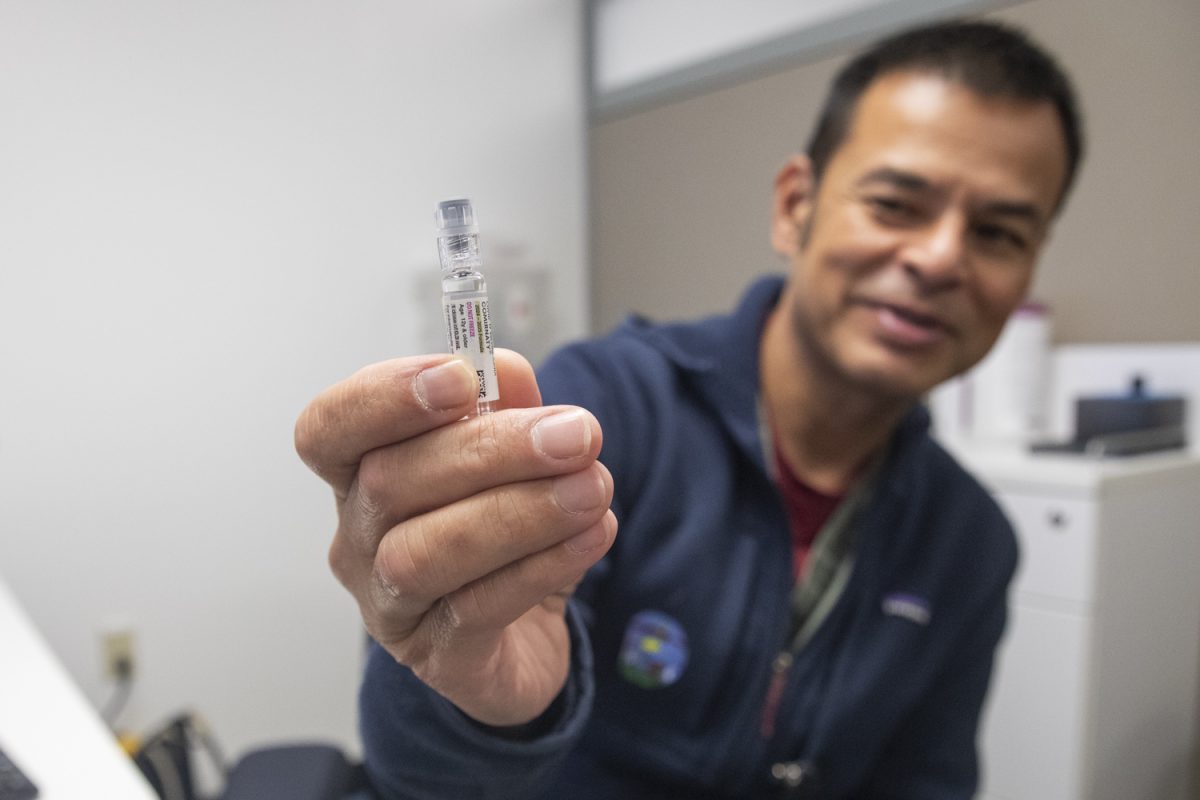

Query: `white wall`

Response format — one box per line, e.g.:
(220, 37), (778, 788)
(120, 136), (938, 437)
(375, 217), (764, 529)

(589, 0), (1015, 116)
(0, 0), (586, 762)
(592, 0), (885, 94)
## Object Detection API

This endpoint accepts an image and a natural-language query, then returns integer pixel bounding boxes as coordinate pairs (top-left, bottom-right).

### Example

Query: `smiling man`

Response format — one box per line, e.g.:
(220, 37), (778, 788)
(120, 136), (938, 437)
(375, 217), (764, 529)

(761, 64), (1071, 495)
(296, 19), (1083, 800)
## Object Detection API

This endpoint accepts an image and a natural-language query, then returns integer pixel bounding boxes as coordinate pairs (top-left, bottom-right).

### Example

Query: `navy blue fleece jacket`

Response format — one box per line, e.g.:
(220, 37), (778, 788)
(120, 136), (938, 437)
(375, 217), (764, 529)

(358, 275), (1017, 799)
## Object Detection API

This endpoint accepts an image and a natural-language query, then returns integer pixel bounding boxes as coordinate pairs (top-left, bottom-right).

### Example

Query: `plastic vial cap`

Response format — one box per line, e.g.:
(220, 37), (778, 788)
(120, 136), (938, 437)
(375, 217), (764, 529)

(435, 198), (478, 237)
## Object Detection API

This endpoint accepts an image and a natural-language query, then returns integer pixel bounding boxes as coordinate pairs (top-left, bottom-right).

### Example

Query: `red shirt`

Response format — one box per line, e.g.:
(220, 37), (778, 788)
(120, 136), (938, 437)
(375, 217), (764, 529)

(773, 441), (845, 581)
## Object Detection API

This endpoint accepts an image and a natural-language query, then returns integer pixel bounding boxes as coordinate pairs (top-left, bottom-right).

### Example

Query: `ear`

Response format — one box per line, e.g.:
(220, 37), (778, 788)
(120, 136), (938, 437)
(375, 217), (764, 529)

(771, 154), (815, 257)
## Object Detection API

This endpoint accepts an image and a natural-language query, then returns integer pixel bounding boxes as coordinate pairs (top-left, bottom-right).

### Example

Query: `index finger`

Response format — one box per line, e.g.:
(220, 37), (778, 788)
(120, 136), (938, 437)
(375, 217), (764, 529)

(294, 350), (540, 497)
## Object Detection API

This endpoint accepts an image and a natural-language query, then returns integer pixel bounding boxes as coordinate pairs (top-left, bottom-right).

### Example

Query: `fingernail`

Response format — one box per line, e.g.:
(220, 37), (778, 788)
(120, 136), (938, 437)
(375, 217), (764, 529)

(565, 521), (609, 554)
(533, 410), (590, 459)
(553, 469), (605, 514)
(414, 360), (475, 411)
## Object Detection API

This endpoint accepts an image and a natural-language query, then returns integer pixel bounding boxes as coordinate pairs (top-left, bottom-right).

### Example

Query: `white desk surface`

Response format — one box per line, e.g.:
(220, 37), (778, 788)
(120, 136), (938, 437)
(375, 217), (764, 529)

(0, 576), (158, 799)
(939, 438), (1200, 498)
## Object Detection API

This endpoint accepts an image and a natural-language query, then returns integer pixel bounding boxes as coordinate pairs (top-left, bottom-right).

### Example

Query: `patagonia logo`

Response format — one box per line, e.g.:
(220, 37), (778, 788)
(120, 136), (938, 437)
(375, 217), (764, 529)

(618, 610), (689, 689)
(881, 593), (932, 626)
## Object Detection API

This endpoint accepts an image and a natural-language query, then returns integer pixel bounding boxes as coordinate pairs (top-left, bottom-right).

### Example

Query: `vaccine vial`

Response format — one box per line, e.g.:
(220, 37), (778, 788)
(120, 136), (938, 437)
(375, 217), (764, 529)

(435, 198), (499, 415)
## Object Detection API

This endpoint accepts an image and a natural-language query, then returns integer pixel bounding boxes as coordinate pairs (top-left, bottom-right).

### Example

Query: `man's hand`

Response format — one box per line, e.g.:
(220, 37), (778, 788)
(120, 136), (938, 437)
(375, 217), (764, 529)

(294, 349), (617, 726)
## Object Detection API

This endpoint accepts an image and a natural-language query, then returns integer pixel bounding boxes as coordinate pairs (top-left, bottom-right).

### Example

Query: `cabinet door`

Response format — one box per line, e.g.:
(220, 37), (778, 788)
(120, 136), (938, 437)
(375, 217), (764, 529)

(979, 601), (1090, 800)
(979, 491), (1097, 800)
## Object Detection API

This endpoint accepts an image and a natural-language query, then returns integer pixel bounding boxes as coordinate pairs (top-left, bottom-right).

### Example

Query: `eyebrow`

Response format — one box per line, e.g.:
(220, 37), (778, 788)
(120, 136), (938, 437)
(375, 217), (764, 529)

(857, 167), (931, 192)
(979, 199), (1046, 229)
(856, 167), (1046, 228)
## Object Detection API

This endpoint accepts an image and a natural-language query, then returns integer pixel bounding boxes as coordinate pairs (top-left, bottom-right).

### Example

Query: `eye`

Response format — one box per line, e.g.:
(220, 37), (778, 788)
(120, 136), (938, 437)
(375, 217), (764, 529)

(973, 222), (1029, 253)
(867, 195), (919, 225)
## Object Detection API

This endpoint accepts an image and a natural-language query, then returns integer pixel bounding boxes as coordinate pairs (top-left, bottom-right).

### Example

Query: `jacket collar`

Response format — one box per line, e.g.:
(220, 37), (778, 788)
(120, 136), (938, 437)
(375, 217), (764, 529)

(624, 274), (932, 478)
(625, 275), (785, 471)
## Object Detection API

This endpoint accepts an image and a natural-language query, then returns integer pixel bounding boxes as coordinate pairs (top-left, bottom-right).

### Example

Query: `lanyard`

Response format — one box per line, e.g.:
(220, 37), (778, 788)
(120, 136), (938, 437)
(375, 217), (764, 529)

(757, 397), (880, 650)
(787, 465), (878, 651)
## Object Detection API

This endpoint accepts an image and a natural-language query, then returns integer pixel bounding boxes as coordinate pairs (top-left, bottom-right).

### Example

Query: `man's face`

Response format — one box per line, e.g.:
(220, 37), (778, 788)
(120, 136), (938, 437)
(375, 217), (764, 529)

(779, 70), (1068, 400)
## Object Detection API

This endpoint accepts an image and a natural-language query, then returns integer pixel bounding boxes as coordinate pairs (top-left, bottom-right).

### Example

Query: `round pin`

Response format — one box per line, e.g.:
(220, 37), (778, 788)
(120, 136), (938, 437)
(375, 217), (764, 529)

(618, 610), (689, 689)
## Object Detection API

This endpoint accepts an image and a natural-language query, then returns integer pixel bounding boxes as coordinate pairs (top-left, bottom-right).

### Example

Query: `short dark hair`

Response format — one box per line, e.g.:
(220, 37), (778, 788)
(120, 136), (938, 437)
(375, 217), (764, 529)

(806, 19), (1084, 211)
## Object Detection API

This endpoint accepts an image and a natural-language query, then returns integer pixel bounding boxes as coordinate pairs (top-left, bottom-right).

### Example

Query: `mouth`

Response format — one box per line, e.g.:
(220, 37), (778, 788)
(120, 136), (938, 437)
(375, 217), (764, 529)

(874, 301), (945, 328)
(858, 299), (951, 346)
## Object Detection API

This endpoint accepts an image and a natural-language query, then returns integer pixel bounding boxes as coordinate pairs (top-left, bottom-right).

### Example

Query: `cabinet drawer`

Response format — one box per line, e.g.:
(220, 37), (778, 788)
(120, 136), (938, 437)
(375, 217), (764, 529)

(993, 492), (1096, 604)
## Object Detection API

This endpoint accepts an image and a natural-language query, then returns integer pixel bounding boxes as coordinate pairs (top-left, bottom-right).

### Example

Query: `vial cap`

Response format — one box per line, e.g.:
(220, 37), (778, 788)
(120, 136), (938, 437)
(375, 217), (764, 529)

(435, 198), (478, 236)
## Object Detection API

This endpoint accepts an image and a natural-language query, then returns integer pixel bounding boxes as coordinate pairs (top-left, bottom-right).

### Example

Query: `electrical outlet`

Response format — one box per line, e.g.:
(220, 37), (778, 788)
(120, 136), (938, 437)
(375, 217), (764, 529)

(101, 628), (136, 681)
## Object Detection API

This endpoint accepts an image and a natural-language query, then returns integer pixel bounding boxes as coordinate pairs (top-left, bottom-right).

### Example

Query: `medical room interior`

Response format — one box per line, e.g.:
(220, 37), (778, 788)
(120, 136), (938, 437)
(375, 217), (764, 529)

(1, 1), (1198, 798)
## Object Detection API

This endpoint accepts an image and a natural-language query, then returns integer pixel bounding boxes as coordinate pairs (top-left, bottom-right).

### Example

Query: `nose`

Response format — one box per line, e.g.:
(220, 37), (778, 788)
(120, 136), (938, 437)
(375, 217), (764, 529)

(901, 214), (966, 292)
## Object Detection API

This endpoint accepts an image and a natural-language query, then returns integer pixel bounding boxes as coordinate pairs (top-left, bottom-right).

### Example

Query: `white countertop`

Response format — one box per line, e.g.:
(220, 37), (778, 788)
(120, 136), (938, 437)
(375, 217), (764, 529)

(0, 577), (158, 799)
(937, 437), (1200, 498)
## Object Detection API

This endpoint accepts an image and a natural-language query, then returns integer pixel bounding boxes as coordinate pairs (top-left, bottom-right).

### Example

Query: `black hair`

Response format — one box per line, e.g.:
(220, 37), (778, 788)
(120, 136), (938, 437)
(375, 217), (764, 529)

(806, 20), (1084, 211)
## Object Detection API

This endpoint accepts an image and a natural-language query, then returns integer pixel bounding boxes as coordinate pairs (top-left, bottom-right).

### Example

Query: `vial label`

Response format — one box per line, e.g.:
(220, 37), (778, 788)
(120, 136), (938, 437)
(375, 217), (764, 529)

(442, 295), (499, 403)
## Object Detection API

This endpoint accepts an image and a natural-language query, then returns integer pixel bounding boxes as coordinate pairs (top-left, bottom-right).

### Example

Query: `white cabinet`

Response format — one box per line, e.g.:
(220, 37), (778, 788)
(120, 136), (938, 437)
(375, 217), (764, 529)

(944, 446), (1200, 800)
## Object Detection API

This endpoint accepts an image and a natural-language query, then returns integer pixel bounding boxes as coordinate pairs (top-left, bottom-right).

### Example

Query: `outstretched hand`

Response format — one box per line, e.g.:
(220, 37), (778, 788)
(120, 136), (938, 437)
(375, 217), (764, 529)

(295, 349), (617, 725)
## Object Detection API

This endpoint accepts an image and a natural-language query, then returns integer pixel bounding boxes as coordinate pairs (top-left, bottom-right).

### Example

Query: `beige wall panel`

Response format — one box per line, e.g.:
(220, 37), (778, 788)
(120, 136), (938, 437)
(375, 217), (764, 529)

(590, 0), (1200, 343)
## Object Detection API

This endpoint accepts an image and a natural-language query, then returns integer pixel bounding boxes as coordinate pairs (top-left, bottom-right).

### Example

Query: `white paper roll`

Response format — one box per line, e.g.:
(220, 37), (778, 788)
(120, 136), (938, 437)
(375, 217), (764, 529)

(967, 302), (1053, 442)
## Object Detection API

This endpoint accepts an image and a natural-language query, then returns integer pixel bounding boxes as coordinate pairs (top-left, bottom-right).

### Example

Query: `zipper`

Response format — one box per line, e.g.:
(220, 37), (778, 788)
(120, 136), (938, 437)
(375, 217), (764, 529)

(759, 650), (794, 739)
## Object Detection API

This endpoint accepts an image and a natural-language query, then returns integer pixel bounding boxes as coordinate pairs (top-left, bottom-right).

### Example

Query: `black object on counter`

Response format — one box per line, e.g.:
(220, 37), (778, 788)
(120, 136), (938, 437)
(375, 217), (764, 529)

(1031, 375), (1187, 457)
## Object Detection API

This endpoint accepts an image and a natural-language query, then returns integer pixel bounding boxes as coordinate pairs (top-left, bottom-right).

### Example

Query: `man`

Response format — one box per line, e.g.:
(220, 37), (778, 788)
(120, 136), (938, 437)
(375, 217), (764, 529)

(295, 19), (1082, 799)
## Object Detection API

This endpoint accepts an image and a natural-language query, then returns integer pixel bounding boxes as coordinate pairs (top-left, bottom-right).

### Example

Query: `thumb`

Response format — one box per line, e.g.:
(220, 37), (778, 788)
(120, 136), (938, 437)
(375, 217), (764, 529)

(494, 348), (543, 410)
